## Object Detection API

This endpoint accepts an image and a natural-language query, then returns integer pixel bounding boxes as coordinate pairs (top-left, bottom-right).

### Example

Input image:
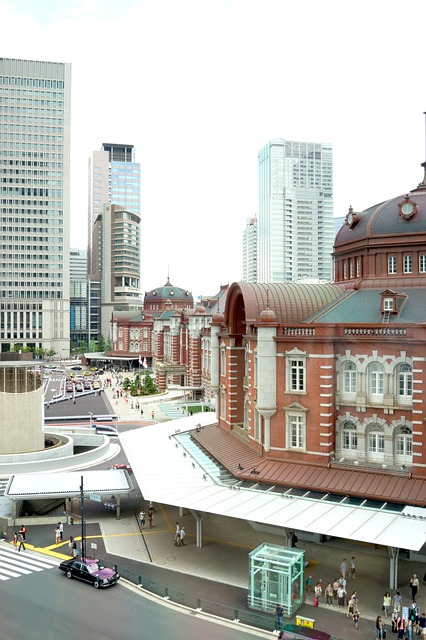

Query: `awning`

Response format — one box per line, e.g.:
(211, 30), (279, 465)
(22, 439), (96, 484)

(120, 417), (426, 551)
(5, 469), (132, 500)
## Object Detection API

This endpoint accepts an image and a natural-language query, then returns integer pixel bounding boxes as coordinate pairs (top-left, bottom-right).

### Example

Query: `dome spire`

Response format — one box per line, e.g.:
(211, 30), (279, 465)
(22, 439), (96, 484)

(413, 112), (426, 192)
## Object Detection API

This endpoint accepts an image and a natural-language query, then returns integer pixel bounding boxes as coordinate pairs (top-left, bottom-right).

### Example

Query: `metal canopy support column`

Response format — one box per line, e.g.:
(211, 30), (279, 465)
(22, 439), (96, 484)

(388, 546), (399, 590)
(190, 510), (206, 548)
(283, 527), (292, 548)
(116, 495), (121, 519)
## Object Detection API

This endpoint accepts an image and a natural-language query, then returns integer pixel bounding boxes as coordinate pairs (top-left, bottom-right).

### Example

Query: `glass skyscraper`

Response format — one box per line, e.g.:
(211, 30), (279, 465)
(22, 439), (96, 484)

(258, 139), (333, 283)
(88, 144), (142, 338)
(0, 58), (71, 353)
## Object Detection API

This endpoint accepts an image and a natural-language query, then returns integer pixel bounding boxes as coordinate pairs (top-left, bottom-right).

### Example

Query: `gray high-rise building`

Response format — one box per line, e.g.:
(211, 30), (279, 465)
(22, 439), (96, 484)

(258, 139), (333, 283)
(0, 58), (71, 354)
(88, 143), (141, 278)
(242, 216), (258, 282)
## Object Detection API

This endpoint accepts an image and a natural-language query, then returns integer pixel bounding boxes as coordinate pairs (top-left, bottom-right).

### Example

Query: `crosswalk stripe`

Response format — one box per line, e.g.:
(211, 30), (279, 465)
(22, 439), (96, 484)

(0, 556), (44, 572)
(0, 548), (58, 568)
(0, 561), (27, 577)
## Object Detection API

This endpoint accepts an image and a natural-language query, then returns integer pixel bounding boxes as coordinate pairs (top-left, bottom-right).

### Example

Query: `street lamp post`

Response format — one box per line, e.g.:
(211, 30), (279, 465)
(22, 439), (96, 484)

(80, 476), (86, 561)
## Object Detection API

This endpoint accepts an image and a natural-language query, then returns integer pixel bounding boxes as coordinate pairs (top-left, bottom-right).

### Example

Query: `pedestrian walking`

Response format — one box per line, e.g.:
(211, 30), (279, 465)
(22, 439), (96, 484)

(18, 531), (25, 552)
(393, 591), (402, 613)
(340, 558), (347, 579)
(139, 510), (146, 530)
(417, 612), (426, 636)
(383, 591), (392, 617)
(333, 577), (340, 600)
(314, 581), (323, 600)
(376, 615), (385, 639)
(325, 583), (333, 606)
(173, 521), (180, 545)
(59, 521), (64, 541)
(337, 584), (346, 608)
(409, 601), (419, 633)
(151, 410), (155, 420)
(12, 532), (18, 551)
(352, 610), (360, 629)
(55, 526), (61, 545)
(306, 575), (313, 593)
(147, 507), (154, 528)
(274, 603), (284, 631)
(396, 615), (405, 639)
(410, 574), (419, 601)
(140, 408), (144, 416)
(69, 536), (78, 557)
(349, 556), (356, 579)
(177, 526), (186, 546)
(19, 524), (27, 541)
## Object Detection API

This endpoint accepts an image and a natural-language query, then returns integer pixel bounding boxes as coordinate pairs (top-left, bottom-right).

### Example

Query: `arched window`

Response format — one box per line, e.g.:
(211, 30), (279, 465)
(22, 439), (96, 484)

(395, 426), (412, 463)
(397, 363), (412, 403)
(367, 424), (384, 461)
(341, 421), (357, 452)
(368, 362), (384, 403)
(342, 362), (357, 396)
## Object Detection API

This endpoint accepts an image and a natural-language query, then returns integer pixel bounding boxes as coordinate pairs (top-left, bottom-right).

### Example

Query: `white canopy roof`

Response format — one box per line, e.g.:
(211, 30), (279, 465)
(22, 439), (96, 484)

(5, 469), (132, 500)
(120, 415), (426, 551)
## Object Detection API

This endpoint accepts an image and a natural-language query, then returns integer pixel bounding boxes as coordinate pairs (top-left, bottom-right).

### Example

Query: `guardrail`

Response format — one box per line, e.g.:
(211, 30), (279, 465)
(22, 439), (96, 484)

(44, 414), (117, 423)
(112, 562), (345, 639)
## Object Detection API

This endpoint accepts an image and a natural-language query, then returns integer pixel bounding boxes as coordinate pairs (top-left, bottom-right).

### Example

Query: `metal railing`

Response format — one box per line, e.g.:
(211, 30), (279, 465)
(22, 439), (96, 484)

(113, 562), (345, 639)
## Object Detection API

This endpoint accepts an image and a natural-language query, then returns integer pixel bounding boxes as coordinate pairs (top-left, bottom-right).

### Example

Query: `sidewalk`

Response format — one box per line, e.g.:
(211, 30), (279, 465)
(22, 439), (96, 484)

(24, 489), (421, 640)
(37, 379), (420, 638)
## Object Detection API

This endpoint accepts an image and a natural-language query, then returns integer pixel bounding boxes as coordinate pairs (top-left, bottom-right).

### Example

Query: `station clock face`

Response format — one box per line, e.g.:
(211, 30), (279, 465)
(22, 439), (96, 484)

(401, 202), (414, 217)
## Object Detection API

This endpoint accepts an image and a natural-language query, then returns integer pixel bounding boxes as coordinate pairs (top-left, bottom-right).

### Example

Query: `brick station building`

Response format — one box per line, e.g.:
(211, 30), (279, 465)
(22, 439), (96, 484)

(201, 169), (426, 508)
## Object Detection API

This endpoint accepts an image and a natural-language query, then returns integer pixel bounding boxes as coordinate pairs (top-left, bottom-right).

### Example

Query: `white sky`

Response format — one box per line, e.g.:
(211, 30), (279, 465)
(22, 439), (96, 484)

(1, 0), (426, 299)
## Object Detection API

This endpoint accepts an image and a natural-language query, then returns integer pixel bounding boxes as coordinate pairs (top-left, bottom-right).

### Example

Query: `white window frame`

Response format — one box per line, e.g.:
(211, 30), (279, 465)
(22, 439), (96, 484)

(395, 427), (412, 463)
(419, 254), (426, 273)
(220, 346), (226, 377)
(286, 353), (306, 393)
(387, 255), (397, 274)
(383, 298), (394, 311)
(367, 428), (385, 461)
(397, 363), (412, 403)
(341, 422), (358, 452)
(342, 361), (357, 396)
(287, 412), (306, 450)
(403, 255), (412, 274)
(368, 362), (384, 403)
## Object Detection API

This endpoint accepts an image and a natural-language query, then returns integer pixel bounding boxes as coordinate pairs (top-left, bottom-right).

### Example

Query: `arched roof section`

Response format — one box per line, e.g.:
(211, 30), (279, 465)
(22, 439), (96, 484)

(224, 282), (346, 331)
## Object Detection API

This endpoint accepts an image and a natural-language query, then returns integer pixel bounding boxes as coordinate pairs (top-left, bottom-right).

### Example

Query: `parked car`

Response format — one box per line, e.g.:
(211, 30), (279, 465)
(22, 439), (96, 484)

(59, 558), (119, 588)
(92, 381), (100, 389)
(108, 463), (132, 474)
(90, 424), (118, 436)
(75, 383), (83, 392)
(83, 380), (91, 390)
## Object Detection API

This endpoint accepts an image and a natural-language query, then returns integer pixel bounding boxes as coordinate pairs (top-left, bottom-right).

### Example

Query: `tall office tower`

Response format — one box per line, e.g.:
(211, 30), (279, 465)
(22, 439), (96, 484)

(92, 204), (141, 338)
(0, 58), (71, 354)
(70, 248), (87, 280)
(242, 216), (258, 282)
(258, 139), (333, 283)
(88, 143), (140, 278)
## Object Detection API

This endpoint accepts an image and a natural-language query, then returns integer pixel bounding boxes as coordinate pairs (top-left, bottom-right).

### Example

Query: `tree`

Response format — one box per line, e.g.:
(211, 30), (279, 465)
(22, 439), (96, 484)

(97, 335), (106, 352)
(89, 339), (97, 353)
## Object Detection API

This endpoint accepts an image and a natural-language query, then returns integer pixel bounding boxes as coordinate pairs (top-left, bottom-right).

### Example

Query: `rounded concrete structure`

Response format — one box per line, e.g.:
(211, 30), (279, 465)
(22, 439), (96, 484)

(0, 361), (44, 453)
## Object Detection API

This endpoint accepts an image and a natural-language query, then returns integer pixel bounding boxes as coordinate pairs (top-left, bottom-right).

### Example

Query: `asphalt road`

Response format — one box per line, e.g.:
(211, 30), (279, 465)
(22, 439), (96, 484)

(1, 557), (265, 640)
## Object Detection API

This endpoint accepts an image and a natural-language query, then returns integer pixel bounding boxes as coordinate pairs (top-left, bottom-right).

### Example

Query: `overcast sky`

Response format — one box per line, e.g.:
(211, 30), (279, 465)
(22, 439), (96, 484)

(1, 0), (426, 299)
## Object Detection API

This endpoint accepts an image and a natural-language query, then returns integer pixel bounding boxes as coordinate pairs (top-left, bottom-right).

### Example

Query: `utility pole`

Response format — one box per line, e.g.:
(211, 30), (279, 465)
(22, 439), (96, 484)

(80, 475), (86, 560)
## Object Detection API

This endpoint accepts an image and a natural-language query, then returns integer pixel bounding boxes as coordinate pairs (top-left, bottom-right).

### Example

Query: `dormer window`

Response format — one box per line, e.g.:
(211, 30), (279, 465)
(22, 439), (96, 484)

(380, 289), (398, 316)
(383, 298), (394, 311)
